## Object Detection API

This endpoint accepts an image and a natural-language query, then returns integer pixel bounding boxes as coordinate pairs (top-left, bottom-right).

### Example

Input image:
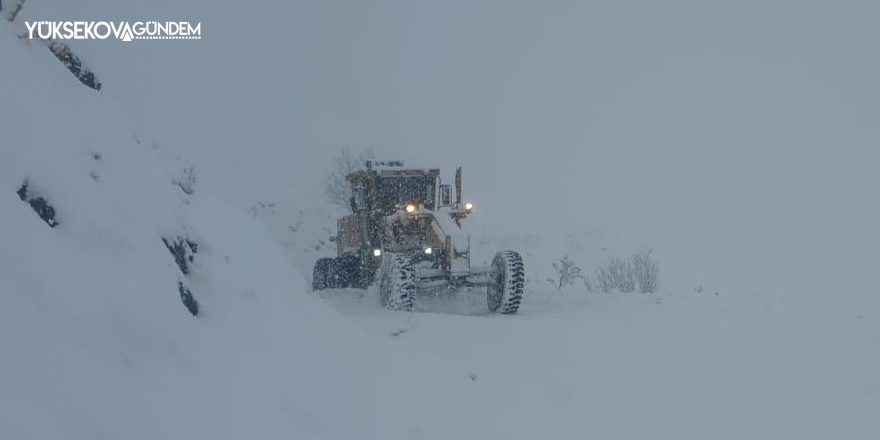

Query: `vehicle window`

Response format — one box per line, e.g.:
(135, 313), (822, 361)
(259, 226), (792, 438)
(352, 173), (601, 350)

(376, 176), (435, 211)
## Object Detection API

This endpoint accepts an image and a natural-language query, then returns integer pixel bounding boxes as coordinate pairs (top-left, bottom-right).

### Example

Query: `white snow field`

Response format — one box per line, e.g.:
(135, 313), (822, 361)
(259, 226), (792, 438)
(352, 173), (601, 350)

(3, 1), (880, 439)
(317, 233), (880, 440)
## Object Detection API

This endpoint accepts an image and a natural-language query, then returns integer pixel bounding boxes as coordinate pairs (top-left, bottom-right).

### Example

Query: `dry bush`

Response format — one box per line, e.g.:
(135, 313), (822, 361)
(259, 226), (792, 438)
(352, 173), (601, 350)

(549, 255), (587, 290)
(632, 248), (659, 293)
(173, 166), (197, 195)
(594, 250), (659, 294)
(325, 147), (374, 208)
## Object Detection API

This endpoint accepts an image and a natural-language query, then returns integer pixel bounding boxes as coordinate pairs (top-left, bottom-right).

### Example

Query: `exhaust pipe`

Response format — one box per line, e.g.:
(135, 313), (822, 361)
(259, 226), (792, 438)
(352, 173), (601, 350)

(455, 167), (462, 205)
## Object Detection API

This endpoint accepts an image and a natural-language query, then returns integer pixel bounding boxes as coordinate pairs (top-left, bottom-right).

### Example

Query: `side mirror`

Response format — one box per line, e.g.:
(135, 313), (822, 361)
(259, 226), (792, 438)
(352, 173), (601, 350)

(439, 185), (452, 207)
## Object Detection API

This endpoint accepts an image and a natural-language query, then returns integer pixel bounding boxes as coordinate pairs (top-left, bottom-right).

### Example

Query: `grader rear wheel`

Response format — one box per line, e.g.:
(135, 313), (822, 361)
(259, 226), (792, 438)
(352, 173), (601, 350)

(312, 257), (333, 291)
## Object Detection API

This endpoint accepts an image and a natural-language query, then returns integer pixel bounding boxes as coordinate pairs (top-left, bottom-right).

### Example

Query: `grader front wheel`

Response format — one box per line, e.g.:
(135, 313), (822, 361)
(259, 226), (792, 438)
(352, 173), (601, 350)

(378, 255), (416, 311)
(487, 251), (524, 314)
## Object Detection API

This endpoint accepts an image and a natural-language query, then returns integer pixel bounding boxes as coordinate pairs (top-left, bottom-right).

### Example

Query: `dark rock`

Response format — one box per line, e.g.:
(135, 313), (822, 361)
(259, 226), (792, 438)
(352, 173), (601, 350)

(178, 282), (199, 316)
(17, 180), (59, 228)
(162, 236), (198, 275)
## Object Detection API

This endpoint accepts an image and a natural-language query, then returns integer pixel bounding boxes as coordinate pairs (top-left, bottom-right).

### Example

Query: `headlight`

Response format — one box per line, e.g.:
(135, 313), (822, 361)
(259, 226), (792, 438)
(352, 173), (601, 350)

(464, 202), (474, 211)
(424, 247), (433, 255)
(372, 249), (382, 257)
(405, 203), (418, 214)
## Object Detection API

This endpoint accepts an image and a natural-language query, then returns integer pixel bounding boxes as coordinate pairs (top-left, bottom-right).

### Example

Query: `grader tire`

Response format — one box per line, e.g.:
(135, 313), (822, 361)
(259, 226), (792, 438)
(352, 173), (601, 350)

(378, 255), (416, 311)
(312, 257), (334, 291)
(488, 251), (525, 314)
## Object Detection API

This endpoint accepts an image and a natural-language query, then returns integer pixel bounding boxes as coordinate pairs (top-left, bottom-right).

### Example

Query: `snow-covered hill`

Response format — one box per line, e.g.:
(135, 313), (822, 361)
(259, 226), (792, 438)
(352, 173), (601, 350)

(0, 20), (488, 440)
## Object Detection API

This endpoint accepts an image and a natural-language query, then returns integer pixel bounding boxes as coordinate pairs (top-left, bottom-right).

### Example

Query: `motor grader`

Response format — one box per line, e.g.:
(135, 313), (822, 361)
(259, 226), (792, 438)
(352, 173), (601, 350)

(312, 161), (524, 314)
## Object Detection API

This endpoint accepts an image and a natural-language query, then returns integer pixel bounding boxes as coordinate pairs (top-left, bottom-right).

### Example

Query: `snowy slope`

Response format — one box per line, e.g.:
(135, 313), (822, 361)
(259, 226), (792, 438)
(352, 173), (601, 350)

(0, 21), (492, 440)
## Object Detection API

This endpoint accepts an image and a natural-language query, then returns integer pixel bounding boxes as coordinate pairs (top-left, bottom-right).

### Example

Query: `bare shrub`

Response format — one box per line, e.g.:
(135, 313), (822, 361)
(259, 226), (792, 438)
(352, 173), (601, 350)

(549, 255), (587, 290)
(608, 257), (635, 293)
(594, 251), (658, 293)
(594, 265), (613, 293)
(583, 275), (595, 292)
(632, 248), (659, 293)
(325, 147), (374, 208)
(173, 166), (197, 195)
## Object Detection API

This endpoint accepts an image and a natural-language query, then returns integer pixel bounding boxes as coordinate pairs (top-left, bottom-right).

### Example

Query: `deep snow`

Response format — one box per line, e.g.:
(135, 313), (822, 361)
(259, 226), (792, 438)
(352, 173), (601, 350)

(323, 284), (880, 439)
(2, 1), (880, 439)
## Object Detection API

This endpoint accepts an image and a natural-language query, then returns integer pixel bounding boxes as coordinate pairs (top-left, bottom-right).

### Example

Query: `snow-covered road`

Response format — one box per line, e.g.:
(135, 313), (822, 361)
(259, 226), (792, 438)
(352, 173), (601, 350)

(321, 286), (879, 439)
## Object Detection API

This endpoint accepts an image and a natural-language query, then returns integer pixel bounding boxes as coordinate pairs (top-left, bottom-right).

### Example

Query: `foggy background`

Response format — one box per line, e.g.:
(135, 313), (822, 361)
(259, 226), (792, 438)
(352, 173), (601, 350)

(27, 0), (880, 294)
